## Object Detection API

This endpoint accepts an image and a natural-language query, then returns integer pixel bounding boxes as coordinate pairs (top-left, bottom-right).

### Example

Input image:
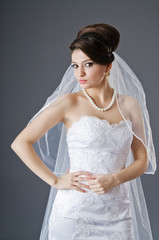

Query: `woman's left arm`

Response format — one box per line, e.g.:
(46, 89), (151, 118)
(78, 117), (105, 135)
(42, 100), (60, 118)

(112, 135), (148, 186)
(87, 136), (148, 194)
(87, 96), (148, 194)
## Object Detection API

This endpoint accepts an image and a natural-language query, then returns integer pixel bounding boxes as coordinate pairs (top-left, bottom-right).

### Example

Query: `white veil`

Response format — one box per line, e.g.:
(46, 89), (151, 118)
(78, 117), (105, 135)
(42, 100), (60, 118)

(27, 52), (156, 239)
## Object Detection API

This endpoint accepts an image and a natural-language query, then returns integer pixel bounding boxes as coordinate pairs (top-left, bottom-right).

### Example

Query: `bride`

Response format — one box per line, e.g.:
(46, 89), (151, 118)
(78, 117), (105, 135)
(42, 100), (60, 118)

(11, 23), (156, 240)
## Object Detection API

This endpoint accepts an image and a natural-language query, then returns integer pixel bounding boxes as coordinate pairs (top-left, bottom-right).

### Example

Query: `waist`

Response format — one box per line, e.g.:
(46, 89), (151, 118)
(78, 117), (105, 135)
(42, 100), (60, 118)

(69, 151), (127, 174)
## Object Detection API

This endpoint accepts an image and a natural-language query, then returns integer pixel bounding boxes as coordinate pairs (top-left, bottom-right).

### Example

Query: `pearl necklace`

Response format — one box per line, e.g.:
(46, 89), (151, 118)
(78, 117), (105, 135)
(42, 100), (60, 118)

(82, 88), (116, 111)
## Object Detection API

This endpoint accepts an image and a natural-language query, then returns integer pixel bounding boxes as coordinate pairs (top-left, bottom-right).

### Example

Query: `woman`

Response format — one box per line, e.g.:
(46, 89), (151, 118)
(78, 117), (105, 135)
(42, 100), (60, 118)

(11, 23), (156, 239)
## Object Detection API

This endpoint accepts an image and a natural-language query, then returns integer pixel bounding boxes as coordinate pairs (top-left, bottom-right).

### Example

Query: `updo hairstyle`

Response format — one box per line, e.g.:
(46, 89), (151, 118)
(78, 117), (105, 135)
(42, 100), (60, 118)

(69, 23), (120, 65)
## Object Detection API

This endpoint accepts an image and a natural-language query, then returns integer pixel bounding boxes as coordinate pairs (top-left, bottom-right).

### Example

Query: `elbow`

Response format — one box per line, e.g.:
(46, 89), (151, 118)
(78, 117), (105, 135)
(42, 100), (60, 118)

(144, 151), (149, 171)
(140, 148), (149, 173)
(144, 158), (149, 173)
(11, 137), (29, 151)
(142, 156), (149, 173)
(11, 142), (14, 150)
(11, 139), (19, 151)
(11, 138), (33, 151)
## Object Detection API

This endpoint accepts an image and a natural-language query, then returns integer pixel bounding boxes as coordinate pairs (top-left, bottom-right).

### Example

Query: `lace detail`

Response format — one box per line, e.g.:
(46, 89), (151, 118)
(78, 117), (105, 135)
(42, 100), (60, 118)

(71, 216), (104, 239)
(67, 115), (133, 150)
(71, 214), (134, 239)
(49, 115), (134, 239)
(67, 115), (132, 135)
(67, 115), (132, 136)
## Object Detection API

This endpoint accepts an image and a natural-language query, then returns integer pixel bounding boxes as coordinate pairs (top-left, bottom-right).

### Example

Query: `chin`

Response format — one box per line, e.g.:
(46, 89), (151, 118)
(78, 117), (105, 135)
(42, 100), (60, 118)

(80, 85), (88, 88)
(81, 86), (90, 90)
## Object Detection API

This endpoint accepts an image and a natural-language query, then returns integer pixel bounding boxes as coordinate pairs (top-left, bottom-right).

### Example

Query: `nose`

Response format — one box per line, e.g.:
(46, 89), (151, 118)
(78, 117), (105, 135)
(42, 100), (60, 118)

(78, 66), (86, 78)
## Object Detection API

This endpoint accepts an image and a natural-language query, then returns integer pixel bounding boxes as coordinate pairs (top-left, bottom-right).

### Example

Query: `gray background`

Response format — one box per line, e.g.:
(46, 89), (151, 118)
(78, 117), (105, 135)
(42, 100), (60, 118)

(1, 0), (159, 239)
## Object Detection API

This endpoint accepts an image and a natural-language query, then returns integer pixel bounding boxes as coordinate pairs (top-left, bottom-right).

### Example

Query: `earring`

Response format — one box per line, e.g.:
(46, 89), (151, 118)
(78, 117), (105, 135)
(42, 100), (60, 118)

(106, 70), (110, 78)
(105, 70), (110, 82)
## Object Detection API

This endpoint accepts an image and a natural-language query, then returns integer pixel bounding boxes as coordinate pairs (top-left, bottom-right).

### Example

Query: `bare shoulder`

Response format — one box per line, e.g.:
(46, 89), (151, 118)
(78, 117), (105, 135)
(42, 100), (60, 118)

(47, 91), (82, 119)
(61, 91), (80, 107)
(117, 93), (141, 120)
(59, 91), (82, 120)
(118, 93), (139, 108)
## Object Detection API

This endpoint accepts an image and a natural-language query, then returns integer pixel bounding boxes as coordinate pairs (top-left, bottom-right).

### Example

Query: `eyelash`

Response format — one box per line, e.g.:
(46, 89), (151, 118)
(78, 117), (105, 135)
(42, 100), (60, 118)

(71, 62), (94, 69)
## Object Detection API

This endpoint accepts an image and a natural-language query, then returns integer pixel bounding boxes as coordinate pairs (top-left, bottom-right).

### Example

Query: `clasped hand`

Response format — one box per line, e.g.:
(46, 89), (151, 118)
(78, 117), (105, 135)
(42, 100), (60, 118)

(86, 172), (118, 194)
(54, 168), (118, 195)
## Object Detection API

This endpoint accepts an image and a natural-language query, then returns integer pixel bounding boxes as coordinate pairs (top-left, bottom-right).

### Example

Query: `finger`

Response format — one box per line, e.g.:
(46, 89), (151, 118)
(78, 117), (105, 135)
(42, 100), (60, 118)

(91, 188), (103, 194)
(95, 191), (105, 195)
(74, 182), (90, 189)
(66, 168), (70, 174)
(74, 171), (92, 176)
(86, 175), (97, 179)
(89, 184), (101, 189)
(72, 185), (87, 193)
(91, 186), (106, 193)
(87, 180), (97, 186)
(74, 177), (90, 181)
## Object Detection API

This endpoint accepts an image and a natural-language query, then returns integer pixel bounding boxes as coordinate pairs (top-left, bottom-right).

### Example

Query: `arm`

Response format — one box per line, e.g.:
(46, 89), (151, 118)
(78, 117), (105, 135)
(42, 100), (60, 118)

(86, 135), (148, 194)
(112, 94), (148, 185)
(112, 135), (148, 186)
(11, 94), (71, 187)
(11, 93), (90, 192)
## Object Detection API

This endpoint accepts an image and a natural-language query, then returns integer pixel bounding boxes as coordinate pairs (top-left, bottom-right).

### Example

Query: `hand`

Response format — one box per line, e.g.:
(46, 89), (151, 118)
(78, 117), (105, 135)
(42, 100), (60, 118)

(86, 173), (118, 195)
(54, 168), (92, 193)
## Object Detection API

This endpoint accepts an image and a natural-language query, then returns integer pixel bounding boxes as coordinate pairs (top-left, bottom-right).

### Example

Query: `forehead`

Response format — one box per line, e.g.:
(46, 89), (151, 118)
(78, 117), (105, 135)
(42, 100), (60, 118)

(71, 49), (91, 63)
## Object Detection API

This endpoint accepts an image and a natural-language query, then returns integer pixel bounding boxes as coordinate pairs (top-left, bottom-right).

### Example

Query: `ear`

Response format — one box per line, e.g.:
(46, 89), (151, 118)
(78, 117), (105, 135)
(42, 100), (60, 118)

(107, 63), (112, 71)
(105, 63), (112, 72)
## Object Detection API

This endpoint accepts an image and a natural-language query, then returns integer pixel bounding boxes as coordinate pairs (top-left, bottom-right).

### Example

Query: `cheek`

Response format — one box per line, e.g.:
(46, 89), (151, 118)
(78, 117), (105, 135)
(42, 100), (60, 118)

(73, 70), (78, 78)
(91, 69), (105, 81)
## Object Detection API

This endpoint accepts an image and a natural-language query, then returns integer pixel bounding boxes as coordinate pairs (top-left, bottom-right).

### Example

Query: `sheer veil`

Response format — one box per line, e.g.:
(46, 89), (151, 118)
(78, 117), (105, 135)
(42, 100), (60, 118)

(27, 52), (156, 239)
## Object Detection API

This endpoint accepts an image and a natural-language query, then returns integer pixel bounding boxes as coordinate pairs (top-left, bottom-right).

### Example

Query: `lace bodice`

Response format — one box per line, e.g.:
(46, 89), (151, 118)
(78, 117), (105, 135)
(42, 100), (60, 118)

(66, 115), (133, 175)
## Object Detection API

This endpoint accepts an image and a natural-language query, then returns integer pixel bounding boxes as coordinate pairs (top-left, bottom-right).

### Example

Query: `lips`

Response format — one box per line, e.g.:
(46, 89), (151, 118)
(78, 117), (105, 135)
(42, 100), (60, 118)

(79, 80), (87, 84)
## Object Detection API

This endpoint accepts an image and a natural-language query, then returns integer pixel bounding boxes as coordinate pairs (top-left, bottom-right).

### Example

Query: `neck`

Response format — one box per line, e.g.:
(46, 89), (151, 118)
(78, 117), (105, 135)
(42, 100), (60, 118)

(84, 81), (113, 106)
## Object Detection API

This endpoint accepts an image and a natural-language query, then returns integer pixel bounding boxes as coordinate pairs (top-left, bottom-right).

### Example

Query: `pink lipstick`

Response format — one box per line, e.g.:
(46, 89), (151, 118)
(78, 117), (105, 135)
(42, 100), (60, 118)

(79, 80), (87, 84)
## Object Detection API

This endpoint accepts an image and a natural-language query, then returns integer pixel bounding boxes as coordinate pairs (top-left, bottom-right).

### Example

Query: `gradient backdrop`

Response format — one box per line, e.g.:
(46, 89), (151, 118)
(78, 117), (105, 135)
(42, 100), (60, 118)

(1, 0), (159, 239)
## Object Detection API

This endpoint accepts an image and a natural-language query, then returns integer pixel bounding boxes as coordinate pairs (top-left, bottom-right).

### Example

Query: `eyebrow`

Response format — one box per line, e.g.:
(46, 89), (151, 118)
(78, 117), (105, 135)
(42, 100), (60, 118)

(71, 59), (92, 64)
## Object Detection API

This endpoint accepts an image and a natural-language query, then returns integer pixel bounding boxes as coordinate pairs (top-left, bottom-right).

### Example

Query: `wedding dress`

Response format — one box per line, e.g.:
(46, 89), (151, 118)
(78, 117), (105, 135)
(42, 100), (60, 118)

(27, 52), (155, 239)
(48, 115), (135, 240)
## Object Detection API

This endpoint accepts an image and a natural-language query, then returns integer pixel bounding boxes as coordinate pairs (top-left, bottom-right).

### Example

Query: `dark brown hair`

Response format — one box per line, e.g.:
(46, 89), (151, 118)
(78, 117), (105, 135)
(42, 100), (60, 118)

(69, 23), (120, 65)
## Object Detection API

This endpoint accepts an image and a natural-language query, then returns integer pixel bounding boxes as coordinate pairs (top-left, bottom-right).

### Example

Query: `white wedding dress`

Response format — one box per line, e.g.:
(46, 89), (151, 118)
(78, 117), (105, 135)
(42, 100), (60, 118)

(48, 115), (135, 240)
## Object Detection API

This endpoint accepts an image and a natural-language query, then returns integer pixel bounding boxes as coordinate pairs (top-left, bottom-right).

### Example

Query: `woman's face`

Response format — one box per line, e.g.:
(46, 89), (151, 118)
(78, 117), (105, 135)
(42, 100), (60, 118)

(71, 49), (108, 88)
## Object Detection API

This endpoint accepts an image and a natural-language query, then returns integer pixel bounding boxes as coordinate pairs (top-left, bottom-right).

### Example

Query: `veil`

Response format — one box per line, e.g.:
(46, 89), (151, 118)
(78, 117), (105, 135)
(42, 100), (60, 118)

(27, 52), (156, 239)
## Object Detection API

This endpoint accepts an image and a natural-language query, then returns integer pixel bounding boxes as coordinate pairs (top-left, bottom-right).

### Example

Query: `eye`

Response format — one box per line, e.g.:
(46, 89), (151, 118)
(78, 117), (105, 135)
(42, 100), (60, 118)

(71, 64), (78, 69)
(85, 62), (94, 67)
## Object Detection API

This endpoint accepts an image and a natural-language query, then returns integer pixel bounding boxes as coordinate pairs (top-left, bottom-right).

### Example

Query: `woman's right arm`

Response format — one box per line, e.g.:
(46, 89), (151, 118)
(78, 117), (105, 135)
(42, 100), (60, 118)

(11, 94), (90, 192)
